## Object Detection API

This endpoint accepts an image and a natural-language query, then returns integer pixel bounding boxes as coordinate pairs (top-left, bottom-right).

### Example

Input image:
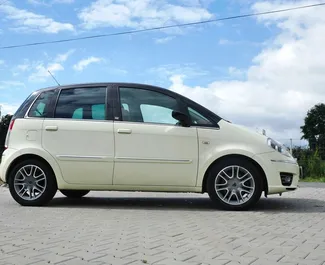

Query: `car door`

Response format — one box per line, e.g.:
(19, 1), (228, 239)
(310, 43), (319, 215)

(41, 85), (115, 185)
(113, 85), (199, 187)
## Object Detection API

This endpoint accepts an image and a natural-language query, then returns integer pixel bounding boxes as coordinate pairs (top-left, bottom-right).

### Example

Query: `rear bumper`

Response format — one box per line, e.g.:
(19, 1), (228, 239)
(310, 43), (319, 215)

(253, 152), (300, 195)
(0, 148), (20, 183)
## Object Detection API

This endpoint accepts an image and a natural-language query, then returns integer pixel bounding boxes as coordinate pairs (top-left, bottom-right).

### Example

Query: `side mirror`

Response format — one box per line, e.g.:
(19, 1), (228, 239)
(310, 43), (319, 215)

(172, 110), (191, 127)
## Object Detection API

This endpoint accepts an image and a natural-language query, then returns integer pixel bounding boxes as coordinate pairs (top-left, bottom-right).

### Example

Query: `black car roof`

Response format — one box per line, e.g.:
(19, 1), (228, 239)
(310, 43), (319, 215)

(36, 82), (165, 91)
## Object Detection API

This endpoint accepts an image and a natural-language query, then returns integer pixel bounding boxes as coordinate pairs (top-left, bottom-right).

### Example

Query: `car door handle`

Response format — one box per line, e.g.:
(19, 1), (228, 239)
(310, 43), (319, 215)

(45, 126), (58, 132)
(117, 129), (132, 134)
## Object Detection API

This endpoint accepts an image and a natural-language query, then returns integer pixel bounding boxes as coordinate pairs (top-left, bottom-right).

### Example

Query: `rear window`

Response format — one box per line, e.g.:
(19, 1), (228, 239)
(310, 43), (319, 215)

(28, 90), (56, 118)
(13, 92), (38, 118)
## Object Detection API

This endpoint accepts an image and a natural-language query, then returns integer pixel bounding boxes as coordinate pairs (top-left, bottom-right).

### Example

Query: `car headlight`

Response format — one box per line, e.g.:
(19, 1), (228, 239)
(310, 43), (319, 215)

(267, 138), (292, 157)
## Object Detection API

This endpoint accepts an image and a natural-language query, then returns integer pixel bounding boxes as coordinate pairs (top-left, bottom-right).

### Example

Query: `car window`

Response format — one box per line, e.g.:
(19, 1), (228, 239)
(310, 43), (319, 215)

(140, 104), (177, 124)
(55, 87), (106, 120)
(28, 90), (55, 118)
(119, 87), (179, 125)
(188, 106), (213, 126)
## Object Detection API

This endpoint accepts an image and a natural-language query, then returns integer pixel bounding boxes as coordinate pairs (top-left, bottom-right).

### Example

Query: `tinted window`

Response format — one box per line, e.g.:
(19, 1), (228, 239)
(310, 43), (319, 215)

(55, 87), (106, 120)
(28, 90), (55, 118)
(15, 92), (37, 118)
(188, 106), (213, 126)
(119, 87), (179, 125)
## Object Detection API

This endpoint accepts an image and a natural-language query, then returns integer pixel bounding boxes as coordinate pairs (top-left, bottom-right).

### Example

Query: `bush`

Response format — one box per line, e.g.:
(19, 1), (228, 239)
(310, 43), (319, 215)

(0, 114), (12, 158)
(295, 148), (325, 179)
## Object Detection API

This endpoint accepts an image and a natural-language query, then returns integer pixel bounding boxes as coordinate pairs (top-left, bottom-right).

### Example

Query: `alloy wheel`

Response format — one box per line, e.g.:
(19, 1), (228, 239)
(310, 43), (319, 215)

(214, 165), (255, 206)
(13, 165), (47, 201)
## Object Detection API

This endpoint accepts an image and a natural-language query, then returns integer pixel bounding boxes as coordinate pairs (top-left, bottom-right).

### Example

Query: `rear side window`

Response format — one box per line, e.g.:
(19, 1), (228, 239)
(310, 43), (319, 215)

(28, 90), (55, 118)
(54, 87), (107, 120)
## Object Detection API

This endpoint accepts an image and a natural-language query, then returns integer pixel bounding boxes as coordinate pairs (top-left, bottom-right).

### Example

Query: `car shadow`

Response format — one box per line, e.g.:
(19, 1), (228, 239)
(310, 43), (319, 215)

(47, 194), (325, 213)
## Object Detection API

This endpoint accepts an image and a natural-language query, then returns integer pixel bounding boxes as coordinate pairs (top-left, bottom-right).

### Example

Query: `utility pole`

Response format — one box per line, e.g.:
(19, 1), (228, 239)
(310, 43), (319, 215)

(290, 138), (293, 154)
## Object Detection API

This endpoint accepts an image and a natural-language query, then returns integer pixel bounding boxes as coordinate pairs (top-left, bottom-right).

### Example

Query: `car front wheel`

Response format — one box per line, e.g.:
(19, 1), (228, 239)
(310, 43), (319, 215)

(8, 159), (57, 206)
(207, 157), (263, 211)
(60, 190), (90, 198)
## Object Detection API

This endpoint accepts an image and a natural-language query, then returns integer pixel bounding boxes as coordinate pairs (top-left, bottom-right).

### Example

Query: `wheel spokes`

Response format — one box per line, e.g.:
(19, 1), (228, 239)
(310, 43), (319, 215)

(13, 165), (47, 201)
(215, 165), (255, 206)
(220, 170), (232, 181)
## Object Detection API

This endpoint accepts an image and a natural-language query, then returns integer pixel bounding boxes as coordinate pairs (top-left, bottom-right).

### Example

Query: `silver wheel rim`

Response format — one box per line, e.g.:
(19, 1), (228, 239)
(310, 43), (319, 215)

(14, 165), (47, 201)
(215, 165), (255, 206)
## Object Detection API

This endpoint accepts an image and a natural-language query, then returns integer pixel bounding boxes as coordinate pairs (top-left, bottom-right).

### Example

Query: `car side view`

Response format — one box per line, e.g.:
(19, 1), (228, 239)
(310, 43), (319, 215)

(0, 83), (300, 210)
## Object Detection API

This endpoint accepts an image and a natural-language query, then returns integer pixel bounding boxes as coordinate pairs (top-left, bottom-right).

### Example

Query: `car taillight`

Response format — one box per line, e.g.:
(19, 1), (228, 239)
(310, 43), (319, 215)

(9, 119), (15, 131)
(4, 119), (15, 149)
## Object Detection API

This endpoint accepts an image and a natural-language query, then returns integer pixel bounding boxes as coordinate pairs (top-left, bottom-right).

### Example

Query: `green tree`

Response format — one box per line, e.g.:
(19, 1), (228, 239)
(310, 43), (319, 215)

(0, 114), (13, 156)
(301, 103), (325, 157)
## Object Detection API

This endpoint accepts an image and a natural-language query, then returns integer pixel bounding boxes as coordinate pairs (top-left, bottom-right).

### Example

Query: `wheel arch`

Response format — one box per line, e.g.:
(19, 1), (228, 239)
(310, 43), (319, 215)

(201, 154), (268, 194)
(6, 154), (58, 189)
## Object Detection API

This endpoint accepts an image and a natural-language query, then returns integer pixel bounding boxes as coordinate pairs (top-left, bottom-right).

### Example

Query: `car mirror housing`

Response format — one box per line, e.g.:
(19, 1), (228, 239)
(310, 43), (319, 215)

(172, 110), (191, 127)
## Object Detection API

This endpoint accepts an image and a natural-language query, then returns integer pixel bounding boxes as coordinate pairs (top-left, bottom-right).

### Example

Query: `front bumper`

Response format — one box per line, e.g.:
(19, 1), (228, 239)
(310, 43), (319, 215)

(253, 152), (300, 195)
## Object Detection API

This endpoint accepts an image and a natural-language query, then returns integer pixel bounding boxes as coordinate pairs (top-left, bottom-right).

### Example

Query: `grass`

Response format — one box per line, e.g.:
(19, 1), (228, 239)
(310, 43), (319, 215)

(300, 177), (325, 183)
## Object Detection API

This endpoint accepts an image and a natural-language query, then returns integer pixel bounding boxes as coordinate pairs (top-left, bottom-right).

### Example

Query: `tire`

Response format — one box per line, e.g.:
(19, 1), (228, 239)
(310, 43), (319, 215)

(60, 190), (90, 198)
(207, 157), (263, 211)
(8, 159), (58, 206)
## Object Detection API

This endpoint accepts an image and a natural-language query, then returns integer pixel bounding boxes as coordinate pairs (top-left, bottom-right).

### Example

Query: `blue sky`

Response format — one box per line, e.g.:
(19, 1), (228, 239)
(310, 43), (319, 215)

(1, 0), (324, 144)
(0, 0), (272, 101)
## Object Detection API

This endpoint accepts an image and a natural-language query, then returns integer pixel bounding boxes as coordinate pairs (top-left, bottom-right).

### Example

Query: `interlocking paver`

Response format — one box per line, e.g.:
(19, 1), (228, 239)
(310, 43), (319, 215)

(1, 183), (325, 265)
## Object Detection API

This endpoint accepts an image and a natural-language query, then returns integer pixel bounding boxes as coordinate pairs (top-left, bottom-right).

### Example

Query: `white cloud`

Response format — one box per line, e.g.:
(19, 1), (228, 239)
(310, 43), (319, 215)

(155, 36), (175, 44)
(12, 50), (74, 81)
(55, 49), (75, 63)
(11, 60), (34, 76)
(149, 63), (209, 78)
(218, 38), (263, 46)
(27, 0), (47, 5)
(0, 103), (20, 116)
(78, 0), (213, 31)
(17, 63), (30, 72)
(0, 81), (25, 90)
(218, 39), (231, 45)
(54, 0), (74, 3)
(0, 3), (74, 33)
(169, 0), (325, 141)
(29, 63), (64, 82)
(228, 67), (246, 78)
(28, 0), (74, 5)
(73, 57), (103, 72)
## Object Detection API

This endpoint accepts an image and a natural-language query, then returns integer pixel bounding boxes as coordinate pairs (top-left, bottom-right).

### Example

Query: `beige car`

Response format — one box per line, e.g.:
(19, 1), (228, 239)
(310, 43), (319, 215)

(0, 82), (300, 210)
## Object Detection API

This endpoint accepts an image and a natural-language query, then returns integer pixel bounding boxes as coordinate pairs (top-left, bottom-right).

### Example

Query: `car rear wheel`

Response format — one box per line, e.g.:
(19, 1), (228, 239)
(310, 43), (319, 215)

(8, 159), (57, 206)
(207, 157), (263, 211)
(60, 190), (90, 198)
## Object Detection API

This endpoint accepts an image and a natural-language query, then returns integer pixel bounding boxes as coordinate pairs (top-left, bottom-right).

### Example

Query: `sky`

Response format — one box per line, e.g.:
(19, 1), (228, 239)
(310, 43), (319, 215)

(0, 0), (324, 146)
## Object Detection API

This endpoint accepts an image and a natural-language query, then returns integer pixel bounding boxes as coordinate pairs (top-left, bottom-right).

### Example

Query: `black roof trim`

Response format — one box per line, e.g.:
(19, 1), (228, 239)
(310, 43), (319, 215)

(36, 82), (165, 91)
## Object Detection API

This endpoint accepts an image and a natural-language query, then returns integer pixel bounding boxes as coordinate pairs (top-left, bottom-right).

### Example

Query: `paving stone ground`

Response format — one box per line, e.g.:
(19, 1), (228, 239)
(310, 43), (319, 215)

(0, 183), (325, 265)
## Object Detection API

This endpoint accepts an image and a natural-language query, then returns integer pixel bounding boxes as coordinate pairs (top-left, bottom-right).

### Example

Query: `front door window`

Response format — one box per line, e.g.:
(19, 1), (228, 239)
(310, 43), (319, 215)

(119, 87), (179, 125)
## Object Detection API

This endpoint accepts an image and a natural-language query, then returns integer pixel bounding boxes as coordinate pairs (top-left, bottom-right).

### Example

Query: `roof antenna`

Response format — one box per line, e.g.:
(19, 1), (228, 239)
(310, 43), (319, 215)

(48, 70), (60, 86)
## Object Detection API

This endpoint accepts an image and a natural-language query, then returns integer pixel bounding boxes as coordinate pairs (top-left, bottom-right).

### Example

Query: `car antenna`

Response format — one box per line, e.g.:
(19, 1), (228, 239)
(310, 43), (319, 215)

(48, 70), (61, 86)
